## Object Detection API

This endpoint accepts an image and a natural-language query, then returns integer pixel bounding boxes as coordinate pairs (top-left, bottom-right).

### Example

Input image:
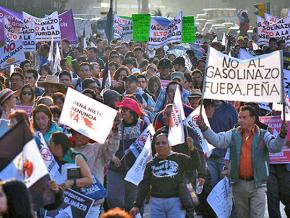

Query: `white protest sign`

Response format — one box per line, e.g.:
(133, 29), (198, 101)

(257, 15), (290, 46)
(125, 137), (152, 186)
(4, 16), (22, 44)
(59, 87), (117, 144)
(35, 11), (61, 42)
(204, 47), (283, 103)
(207, 177), (233, 218)
(148, 11), (183, 48)
(22, 12), (36, 52)
(114, 14), (132, 42)
(34, 132), (65, 184)
(0, 40), (25, 69)
(184, 106), (215, 155)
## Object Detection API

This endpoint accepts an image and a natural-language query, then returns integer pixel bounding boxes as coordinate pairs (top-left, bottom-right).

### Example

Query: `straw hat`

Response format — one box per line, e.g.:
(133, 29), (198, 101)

(37, 75), (66, 90)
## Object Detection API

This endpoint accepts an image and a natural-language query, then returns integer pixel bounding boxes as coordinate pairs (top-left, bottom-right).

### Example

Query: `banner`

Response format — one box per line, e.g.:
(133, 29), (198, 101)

(132, 14), (150, 42)
(182, 16), (195, 43)
(259, 116), (290, 164)
(4, 16), (22, 44)
(207, 177), (233, 218)
(148, 11), (183, 48)
(0, 40), (25, 68)
(0, 6), (22, 43)
(204, 47), (283, 103)
(59, 10), (77, 44)
(114, 14), (132, 42)
(59, 87), (117, 144)
(45, 189), (94, 218)
(125, 137), (152, 185)
(21, 12), (36, 52)
(257, 15), (290, 46)
(35, 11), (61, 42)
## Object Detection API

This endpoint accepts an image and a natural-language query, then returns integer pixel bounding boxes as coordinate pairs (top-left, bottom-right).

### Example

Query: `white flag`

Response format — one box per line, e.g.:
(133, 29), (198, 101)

(125, 137), (153, 185)
(212, 36), (217, 42)
(184, 106), (215, 155)
(168, 86), (185, 146)
(48, 37), (54, 63)
(0, 139), (48, 188)
(53, 43), (62, 75)
(252, 41), (259, 51)
(221, 33), (226, 46)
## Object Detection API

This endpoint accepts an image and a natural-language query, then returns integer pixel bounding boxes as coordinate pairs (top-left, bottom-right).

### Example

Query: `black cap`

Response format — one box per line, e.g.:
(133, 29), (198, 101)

(173, 56), (185, 66)
(124, 75), (138, 83)
(158, 58), (172, 69)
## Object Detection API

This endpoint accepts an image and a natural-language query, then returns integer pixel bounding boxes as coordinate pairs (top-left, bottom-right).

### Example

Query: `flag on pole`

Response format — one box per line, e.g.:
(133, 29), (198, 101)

(105, 1), (114, 44)
(212, 36), (218, 42)
(53, 43), (62, 75)
(0, 120), (55, 208)
(168, 86), (185, 146)
(48, 37), (54, 72)
(83, 28), (87, 49)
(125, 136), (153, 185)
(221, 33), (226, 46)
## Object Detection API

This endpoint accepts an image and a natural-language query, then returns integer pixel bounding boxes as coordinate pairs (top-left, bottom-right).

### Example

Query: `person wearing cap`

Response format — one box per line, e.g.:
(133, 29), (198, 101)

(37, 75), (66, 96)
(124, 75), (155, 114)
(188, 89), (202, 109)
(157, 58), (172, 81)
(172, 57), (191, 74)
(0, 88), (16, 119)
(107, 97), (148, 212)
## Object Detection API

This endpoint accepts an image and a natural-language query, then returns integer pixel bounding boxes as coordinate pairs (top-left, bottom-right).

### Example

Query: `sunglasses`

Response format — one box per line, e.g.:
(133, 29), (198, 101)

(22, 91), (32, 96)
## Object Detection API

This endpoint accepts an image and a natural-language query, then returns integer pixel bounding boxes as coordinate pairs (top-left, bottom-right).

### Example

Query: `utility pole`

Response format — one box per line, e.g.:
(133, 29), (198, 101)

(141, 0), (149, 13)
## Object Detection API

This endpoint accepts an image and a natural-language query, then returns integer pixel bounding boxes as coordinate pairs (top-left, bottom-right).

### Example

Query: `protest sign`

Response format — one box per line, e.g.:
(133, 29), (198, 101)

(59, 87), (117, 144)
(257, 15), (290, 46)
(4, 16), (22, 44)
(22, 12), (36, 52)
(14, 105), (33, 117)
(259, 116), (290, 164)
(114, 14), (132, 42)
(0, 40), (25, 68)
(125, 137), (152, 185)
(45, 189), (94, 218)
(132, 14), (151, 42)
(59, 10), (77, 44)
(182, 16), (195, 43)
(148, 11), (183, 48)
(204, 47), (283, 103)
(207, 177), (233, 218)
(184, 106), (215, 155)
(34, 11), (61, 42)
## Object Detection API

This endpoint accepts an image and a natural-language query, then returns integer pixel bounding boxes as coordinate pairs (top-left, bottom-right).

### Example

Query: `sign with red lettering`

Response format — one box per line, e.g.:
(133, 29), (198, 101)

(0, 40), (25, 68)
(259, 116), (290, 164)
(59, 88), (117, 143)
(148, 11), (183, 48)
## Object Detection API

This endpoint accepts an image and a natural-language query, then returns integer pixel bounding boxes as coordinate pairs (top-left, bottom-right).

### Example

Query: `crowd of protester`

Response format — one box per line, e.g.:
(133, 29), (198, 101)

(0, 29), (289, 218)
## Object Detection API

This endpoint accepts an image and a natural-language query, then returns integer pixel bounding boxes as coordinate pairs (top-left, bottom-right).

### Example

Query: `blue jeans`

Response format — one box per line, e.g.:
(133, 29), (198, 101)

(207, 157), (225, 187)
(107, 170), (138, 212)
(150, 197), (186, 218)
